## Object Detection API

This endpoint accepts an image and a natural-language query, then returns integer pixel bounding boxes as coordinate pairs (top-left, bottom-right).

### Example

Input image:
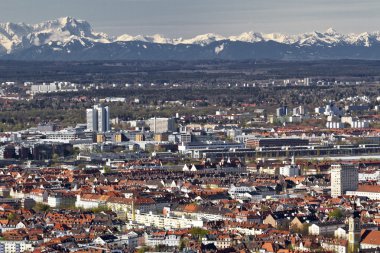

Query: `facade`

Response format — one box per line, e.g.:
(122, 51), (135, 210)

(320, 240), (347, 253)
(178, 141), (244, 156)
(135, 133), (145, 141)
(279, 157), (300, 177)
(293, 106), (306, 116)
(154, 133), (168, 142)
(0, 241), (34, 253)
(96, 133), (125, 143)
(75, 194), (109, 209)
(144, 233), (181, 247)
(246, 138), (309, 148)
(330, 164), (358, 197)
(86, 104), (110, 132)
(130, 211), (203, 229)
(346, 185), (380, 200)
(47, 193), (76, 208)
(361, 230), (380, 250)
(309, 222), (346, 236)
(276, 106), (288, 117)
(146, 117), (175, 133)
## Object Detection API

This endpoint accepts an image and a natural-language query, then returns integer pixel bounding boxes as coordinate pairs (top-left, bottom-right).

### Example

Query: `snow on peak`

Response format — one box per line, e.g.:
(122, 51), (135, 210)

(2, 17), (380, 56)
(181, 33), (225, 45)
(325, 28), (338, 35)
(116, 33), (175, 44)
(229, 32), (263, 43)
(117, 32), (225, 45)
(0, 17), (110, 53)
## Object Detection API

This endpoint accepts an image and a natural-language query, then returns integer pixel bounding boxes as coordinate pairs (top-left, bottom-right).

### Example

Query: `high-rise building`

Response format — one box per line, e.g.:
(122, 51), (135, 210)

(304, 77), (312, 86)
(276, 106), (288, 117)
(86, 104), (110, 132)
(330, 164), (358, 198)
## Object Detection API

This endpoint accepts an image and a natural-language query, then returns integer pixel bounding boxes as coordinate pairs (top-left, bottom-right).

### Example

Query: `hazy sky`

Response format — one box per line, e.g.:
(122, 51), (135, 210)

(0, 0), (379, 37)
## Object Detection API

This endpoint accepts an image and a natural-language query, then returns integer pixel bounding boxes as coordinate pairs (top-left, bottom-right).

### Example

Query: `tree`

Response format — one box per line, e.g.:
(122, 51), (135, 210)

(34, 203), (51, 212)
(329, 208), (344, 219)
(137, 246), (151, 253)
(90, 206), (110, 213)
(155, 244), (167, 251)
(102, 166), (112, 174)
(7, 213), (16, 221)
(179, 238), (189, 250)
(290, 223), (310, 235)
(190, 227), (209, 242)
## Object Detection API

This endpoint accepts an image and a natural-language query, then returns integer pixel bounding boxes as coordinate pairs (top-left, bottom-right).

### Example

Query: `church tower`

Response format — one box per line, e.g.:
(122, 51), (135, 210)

(348, 210), (361, 253)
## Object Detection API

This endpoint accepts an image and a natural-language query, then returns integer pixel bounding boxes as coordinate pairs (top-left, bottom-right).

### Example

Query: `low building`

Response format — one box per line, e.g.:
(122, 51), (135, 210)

(130, 210), (203, 229)
(0, 240), (34, 253)
(47, 192), (76, 208)
(246, 138), (309, 148)
(309, 222), (345, 236)
(361, 230), (380, 250)
(144, 232), (181, 247)
(346, 184), (380, 200)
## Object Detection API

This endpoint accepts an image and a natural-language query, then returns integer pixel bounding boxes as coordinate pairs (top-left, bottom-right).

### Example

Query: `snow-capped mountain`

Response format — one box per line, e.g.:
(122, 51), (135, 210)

(1, 17), (380, 61)
(0, 17), (109, 54)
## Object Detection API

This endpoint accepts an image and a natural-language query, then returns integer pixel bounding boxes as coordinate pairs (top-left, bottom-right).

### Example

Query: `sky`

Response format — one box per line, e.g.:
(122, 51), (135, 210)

(0, 0), (379, 37)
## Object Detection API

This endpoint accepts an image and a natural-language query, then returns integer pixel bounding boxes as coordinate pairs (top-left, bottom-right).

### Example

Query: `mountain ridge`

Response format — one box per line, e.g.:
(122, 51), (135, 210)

(1, 17), (380, 61)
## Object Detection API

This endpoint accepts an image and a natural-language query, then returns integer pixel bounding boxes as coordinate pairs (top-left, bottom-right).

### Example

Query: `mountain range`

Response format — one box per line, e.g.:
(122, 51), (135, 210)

(1, 17), (380, 61)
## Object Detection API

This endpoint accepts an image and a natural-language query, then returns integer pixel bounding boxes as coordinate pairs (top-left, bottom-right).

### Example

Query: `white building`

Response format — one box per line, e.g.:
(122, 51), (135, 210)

(75, 194), (107, 209)
(279, 156), (300, 177)
(145, 232), (181, 247)
(0, 222), (26, 233)
(309, 222), (346, 236)
(86, 104), (110, 132)
(326, 121), (344, 129)
(346, 185), (380, 200)
(130, 210), (203, 229)
(30, 83), (58, 94)
(146, 117), (175, 133)
(330, 164), (358, 197)
(320, 240), (347, 253)
(359, 170), (380, 181)
(0, 241), (34, 253)
(47, 192), (76, 208)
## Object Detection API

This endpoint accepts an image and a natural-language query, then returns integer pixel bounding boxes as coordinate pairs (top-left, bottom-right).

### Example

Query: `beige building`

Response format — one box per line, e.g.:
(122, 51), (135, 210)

(330, 164), (358, 198)
(154, 133), (168, 142)
(146, 117), (175, 133)
(135, 133), (145, 141)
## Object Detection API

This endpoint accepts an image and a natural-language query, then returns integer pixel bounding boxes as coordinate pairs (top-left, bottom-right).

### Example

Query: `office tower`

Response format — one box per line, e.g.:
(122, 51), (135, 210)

(304, 77), (311, 86)
(276, 106), (288, 117)
(330, 164), (358, 198)
(86, 104), (110, 132)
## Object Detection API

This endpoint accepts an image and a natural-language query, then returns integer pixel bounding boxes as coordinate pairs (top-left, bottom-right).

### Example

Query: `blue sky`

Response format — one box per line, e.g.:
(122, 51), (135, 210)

(0, 0), (378, 37)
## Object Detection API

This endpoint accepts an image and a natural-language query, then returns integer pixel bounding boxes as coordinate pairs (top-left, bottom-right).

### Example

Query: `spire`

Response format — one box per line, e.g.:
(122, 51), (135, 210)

(131, 199), (136, 222)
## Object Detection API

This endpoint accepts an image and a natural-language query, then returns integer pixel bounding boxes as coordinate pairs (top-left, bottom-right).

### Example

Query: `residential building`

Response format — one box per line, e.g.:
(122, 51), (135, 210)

(309, 222), (346, 236)
(279, 156), (300, 177)
(330, 164), (358, 197)
(0, 241), (34, 253)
